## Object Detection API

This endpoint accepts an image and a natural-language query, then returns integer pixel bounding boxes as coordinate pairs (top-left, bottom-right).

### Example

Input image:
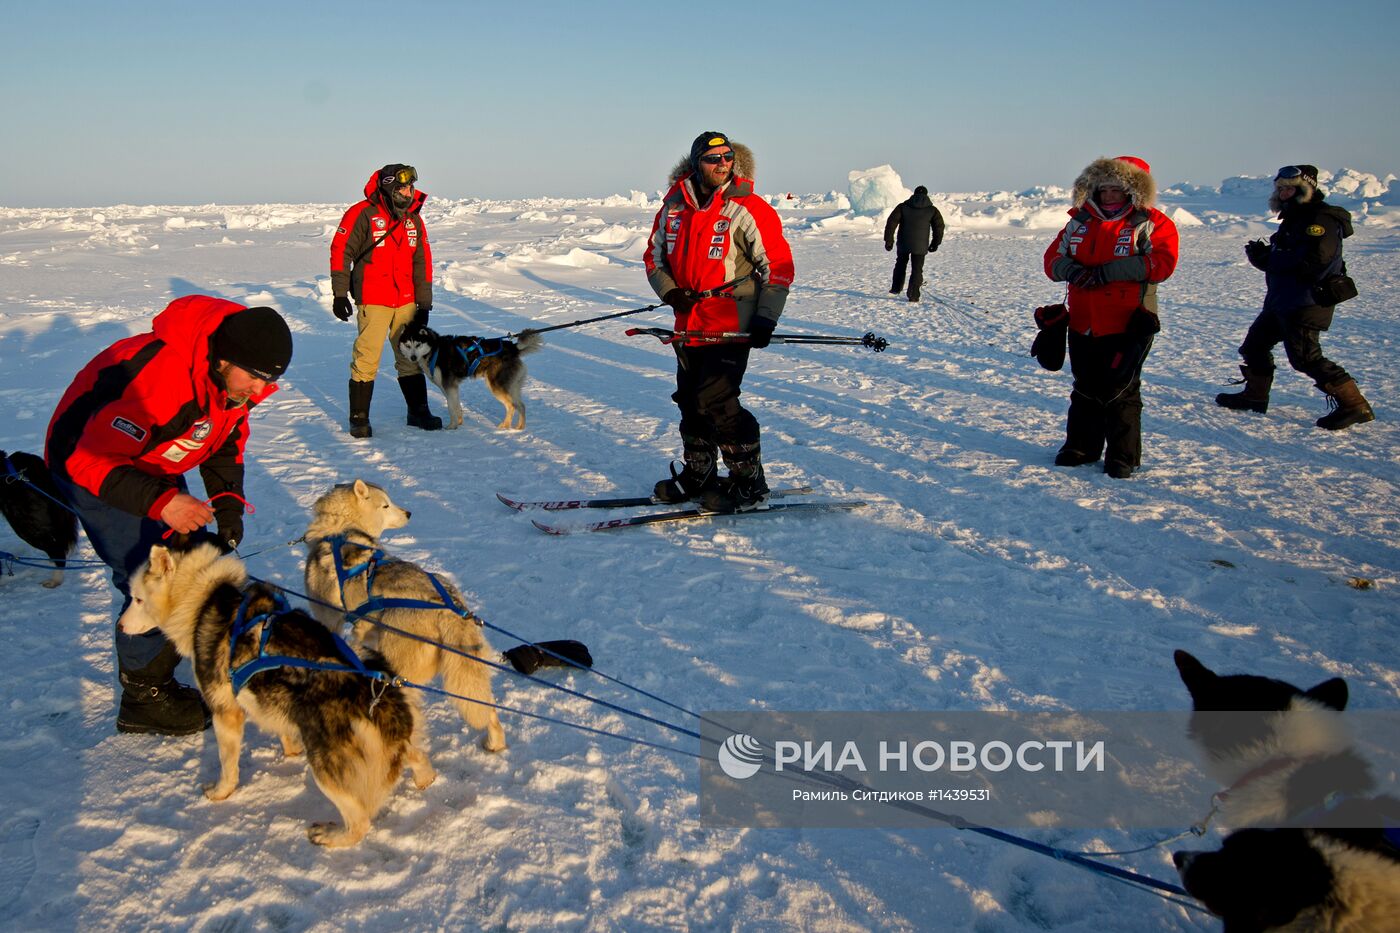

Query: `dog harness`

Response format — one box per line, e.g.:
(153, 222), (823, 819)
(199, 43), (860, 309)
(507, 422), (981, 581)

(325, 533), (478, 622)
(428, 337), (508, 379)
(227, 585), (389, 694)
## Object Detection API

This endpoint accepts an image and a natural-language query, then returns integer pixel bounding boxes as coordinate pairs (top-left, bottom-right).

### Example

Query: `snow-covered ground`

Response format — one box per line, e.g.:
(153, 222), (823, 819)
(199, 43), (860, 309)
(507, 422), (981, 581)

(0, 170), (1396, 931)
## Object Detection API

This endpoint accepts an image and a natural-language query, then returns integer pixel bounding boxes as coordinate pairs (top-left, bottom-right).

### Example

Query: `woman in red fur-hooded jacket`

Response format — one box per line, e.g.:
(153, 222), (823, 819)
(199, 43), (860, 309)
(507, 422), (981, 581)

(1041, 155), (1179, 479)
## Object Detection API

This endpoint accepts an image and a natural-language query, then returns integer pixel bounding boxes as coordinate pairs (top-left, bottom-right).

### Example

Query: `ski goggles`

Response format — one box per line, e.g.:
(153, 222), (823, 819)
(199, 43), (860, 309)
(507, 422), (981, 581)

(383, 166), (418, 187)
(1274, 165), (1315, 184)
(698, 151), (736, 165)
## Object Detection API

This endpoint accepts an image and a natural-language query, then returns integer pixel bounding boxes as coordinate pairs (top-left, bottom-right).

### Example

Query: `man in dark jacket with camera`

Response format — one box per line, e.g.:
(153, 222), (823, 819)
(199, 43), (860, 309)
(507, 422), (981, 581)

(1216, 165), (1374, 430)
(884, 186), (945, 302)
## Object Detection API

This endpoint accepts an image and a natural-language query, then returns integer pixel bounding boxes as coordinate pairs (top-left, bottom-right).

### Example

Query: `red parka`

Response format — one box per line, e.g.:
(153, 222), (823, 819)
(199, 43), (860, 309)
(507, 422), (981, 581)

(646, 166), (794, 346)
(1043, 203), (1179, 337)
(330, 174), (432, 308)
(45, 296), (277, 520)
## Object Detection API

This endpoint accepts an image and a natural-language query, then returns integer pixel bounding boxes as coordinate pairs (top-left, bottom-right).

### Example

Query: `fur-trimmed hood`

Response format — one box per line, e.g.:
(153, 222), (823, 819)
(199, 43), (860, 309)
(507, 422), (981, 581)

(667, 142), (755, 186)
(1270, 178), (1326, 215)
(1071, 156), (1157, 209)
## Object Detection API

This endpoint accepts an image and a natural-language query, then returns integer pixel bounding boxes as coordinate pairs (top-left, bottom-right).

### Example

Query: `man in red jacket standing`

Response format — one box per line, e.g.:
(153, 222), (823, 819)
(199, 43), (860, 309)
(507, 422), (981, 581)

(644, 131), (795, 512)
(1043, 156), (1179, 479)
(331, 163), (440, 437)
(46, 297), (293, 735)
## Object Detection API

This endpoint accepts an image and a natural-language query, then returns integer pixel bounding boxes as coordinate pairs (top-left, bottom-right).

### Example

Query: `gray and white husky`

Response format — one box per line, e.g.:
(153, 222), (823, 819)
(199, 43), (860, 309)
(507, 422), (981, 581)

(303, 479), (507, 752)
(397, 323), (542, 430)
(119, 541), (436, 847)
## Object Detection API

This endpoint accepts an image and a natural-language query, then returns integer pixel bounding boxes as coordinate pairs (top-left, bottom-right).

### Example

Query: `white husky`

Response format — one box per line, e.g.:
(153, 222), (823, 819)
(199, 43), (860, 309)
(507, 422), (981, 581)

(302, 479), (507, 752)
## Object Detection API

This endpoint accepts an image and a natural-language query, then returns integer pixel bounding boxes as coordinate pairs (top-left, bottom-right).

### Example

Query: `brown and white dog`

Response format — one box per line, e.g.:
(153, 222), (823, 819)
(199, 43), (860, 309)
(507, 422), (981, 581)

(119, 541), (435, 847)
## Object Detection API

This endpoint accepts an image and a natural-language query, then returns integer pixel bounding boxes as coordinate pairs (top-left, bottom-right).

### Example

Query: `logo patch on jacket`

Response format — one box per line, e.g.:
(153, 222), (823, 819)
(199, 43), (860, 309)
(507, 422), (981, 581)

(708, 246), (724, 260)
(191, 420), (212, 441)
(1307, 224), (1325, 236)
(110, 417), (147, 442)
(373, 217), (387, 230)
(713, 220), (730, 233)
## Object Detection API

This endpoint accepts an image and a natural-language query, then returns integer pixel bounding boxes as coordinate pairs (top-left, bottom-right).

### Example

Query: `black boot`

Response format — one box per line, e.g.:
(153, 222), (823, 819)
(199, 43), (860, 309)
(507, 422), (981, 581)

(1316, 379), (1375, 430)
(654, 437), (719, 503)
(348, 379), (374, 438)
(1215, 365), (1272, 414)
(701, 443), (770, 513)
(398, 374), (442, 431)
(117, 670), (210, 736)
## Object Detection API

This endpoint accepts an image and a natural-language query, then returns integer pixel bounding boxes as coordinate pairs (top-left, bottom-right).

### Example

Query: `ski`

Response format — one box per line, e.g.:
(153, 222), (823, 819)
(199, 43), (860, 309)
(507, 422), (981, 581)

(497, 485), (814, 512)
(531, 500), (868, 535)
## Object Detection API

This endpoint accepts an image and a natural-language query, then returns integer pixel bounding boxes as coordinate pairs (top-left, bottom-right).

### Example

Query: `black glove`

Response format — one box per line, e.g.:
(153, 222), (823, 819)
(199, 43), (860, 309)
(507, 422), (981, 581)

(1070, 265), (1107, 289)
(333, 296), (354, 321)
(1245, 239), (1270, 265)
(663, 288), (699, 314)
(215, 513), (243, 553)
(884, 242), (893, 252)
(748, 316), (776, 350)
(1127, 308), (1161, 336)
(503, 640), (594, 676)
(413, 304), (431, 327)
(928, 244), (938, 253)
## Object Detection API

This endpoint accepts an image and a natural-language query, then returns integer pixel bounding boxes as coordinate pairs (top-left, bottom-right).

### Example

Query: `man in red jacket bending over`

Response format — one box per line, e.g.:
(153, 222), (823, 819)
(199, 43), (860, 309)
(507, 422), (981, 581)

(331, 163), (441, 437)
(46, 297), (293, 735)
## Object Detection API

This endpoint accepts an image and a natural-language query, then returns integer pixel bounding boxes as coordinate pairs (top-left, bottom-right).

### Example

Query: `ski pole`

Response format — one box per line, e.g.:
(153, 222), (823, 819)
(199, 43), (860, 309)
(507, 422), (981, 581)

(504, 276), (752, 340)
(625, 327), (889, 352)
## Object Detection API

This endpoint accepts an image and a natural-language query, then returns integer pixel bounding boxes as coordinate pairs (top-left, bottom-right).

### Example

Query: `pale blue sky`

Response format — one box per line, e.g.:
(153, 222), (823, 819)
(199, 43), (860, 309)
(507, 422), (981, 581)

(3, 0), (1397, 206)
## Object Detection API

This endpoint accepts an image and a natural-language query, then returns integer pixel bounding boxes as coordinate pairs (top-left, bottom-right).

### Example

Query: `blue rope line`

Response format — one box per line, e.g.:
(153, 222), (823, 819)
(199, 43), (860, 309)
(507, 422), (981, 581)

(0, 549), (108, 569)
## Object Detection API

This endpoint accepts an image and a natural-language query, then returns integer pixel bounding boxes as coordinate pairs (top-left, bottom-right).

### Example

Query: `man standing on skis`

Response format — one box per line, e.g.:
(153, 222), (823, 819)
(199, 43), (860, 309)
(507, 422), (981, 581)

(331, 163), (441, 438)
(643, 131), (795, 513)
(1214, 164), (1374, 430)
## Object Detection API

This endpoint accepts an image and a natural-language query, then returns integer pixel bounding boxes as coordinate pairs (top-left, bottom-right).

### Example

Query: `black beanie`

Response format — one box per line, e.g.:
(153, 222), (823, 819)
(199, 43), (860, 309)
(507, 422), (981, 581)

(689, 131), (732, 170)
(212, 306), (293, 381)
(914, 185), (928, 196)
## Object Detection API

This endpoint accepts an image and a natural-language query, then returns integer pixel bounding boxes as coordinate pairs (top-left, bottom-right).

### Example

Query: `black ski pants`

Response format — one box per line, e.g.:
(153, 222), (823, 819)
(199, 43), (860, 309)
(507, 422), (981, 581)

(672, 342), (759, 451)
(891, 251), (926, 301)
(1063, 330), (1154, 468)
(1238, 306), (1349, 389)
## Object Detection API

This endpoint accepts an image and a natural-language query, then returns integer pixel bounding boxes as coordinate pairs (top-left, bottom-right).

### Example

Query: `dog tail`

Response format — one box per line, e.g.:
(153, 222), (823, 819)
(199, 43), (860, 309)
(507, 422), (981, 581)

(440, 621), (508, 750)
(513, 329), (544, 356)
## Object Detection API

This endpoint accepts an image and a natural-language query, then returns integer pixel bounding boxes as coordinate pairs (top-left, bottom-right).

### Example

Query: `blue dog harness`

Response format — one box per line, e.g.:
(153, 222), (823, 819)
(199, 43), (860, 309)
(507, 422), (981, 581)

(428, 337), (508, 379)
(227, 585), (388, 694)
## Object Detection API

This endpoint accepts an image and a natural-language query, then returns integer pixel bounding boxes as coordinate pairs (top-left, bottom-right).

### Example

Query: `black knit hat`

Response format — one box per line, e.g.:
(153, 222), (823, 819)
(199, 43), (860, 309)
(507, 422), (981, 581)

(1275, 164), (1319, 186)
(212, 306), (293, 381)
(689, 131), (732, 170)
(914, 185), (928, 196)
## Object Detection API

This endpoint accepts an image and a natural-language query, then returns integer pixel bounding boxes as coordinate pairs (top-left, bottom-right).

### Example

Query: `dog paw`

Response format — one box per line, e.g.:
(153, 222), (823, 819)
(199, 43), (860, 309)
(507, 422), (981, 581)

(307, 822), (365, 847)
(481, 731), (507, 754)
(41, 578), (62, 589)
(203, 781), (237, 801)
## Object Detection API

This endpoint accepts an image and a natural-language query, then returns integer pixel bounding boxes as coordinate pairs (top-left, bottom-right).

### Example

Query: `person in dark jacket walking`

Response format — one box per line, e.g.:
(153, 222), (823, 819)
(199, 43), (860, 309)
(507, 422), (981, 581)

(330, 163), (441, 438)
(1215, 165), (1375, 430)
(884, 186), (945, 302)
(46, 297), (293, 735)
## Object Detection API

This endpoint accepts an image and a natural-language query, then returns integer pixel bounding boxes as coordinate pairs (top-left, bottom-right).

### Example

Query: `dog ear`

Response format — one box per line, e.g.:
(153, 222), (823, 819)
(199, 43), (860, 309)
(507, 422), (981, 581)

(1173, 650), (1217, 697)
(149, 544), (175, 577)
(1303, 677), (1348, 711)
(353, 478), (369, 500)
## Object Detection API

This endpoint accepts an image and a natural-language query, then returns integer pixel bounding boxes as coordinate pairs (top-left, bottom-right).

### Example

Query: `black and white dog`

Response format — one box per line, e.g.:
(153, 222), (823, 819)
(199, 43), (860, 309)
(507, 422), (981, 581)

(397, 324), (542, 430)
(0, 450), (78, 587)
(1171, 650), (1400, 931)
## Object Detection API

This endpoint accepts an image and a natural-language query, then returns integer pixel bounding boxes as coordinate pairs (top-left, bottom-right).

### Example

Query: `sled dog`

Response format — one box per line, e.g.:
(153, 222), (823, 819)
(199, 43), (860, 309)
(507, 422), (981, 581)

(118, 541), (436, 847)
(1171, 650), (1400, 931)
(303, 479), (507, 752)
(397, 323), (542, 430)
(0, 450), (78, 588)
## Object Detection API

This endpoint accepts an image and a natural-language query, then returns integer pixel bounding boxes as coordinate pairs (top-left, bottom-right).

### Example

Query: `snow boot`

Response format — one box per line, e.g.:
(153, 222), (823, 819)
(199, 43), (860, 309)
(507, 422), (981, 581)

(1215, 365), (1272, 414)
(1316, 379), (1375, 431)
(117, 671), (210, 736)
(1054, 448), (1100, 467)
(700, 443), (770, 513)
(348, 379), (374, 438)
(399, 374), (442, 431)
(1104, 461), (1134, 480)
(654, 438), (719, 504)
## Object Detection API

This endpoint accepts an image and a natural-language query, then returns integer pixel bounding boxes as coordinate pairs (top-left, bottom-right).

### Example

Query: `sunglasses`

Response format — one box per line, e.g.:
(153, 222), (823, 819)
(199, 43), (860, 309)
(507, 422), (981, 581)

(385, 166), (418, 187)
(699, 152), (736, 165)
